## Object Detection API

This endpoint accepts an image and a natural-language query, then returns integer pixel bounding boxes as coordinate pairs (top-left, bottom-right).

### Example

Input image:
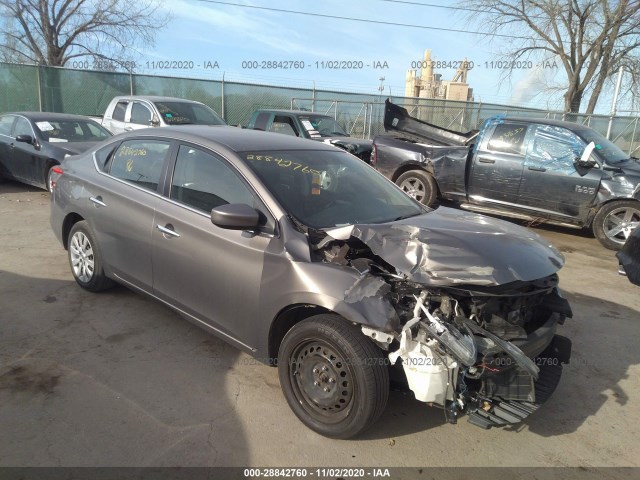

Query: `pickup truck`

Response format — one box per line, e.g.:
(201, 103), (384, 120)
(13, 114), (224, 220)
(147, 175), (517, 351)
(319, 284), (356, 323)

(247, 109), (372, 163)
(99, 95), (226, 134)
(373, 100), (640, 250)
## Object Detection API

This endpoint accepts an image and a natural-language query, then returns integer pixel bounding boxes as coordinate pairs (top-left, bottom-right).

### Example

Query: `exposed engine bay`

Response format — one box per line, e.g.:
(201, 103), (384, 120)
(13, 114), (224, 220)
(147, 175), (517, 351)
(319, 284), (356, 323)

(309, 217), (573, 429)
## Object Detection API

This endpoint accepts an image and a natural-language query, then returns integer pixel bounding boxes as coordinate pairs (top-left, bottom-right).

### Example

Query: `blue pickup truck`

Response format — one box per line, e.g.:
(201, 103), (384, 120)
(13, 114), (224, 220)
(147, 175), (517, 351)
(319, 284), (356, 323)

(373, 100), (640, 250)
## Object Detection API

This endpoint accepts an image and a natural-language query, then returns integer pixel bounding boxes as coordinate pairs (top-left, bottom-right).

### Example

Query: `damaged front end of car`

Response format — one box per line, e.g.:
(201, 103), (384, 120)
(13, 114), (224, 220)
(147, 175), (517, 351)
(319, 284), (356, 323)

(310, 209), (573, 429)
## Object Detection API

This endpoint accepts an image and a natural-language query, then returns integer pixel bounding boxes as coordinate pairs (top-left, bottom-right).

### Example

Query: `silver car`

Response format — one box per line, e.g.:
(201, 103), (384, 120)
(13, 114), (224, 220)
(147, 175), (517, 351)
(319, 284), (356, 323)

(100, 96), (226, 134)
(50, 126), (573, 438)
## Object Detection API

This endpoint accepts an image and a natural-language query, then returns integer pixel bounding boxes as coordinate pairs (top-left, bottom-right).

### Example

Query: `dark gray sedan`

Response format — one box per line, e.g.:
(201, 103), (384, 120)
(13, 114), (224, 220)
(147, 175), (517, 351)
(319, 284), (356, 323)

(0, 112), (112, 191)
(50, 126), (573, 438)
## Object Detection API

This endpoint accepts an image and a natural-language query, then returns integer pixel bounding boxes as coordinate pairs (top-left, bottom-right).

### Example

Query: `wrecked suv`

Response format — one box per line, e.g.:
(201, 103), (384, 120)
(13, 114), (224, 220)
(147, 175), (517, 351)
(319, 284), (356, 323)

(50, 126), (573, 438)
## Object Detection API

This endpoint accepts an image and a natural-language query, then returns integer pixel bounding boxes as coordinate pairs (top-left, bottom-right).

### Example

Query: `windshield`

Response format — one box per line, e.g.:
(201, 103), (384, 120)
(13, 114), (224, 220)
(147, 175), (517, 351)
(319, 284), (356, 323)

(242, 149), (427, 228)
(153, 101), (226, 126)
(34, 119), (112, 143)
(577, 127), (629, 164)
(300, 115), (348, 138)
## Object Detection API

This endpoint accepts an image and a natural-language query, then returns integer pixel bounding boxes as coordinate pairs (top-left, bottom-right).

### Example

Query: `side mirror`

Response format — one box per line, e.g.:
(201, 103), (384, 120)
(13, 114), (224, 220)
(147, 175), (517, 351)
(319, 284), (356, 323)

(15, 134), (34, 145)
(211, 203), (260, 230)
(150, 116), (161, 127)
(576, 141), (597, 168)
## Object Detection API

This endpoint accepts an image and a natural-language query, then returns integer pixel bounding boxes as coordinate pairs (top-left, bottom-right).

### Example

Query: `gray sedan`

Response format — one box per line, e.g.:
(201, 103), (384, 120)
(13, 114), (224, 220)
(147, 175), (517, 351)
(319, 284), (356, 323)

(50, 126), (573, 438)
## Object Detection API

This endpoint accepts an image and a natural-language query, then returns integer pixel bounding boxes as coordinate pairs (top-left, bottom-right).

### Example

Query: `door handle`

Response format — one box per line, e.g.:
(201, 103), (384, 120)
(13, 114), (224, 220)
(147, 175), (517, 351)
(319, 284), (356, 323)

(124, 127), (133, 131)
(528, 166), (547, 172)
(478, 158), (496, 164)
(90, 196), (106, 207)
(157, 224), (180, 238)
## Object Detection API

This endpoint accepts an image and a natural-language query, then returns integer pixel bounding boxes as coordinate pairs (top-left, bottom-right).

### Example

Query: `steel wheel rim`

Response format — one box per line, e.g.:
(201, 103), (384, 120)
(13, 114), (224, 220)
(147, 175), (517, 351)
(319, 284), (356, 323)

(70, 231), (95, 283)
(604, 207), (640, 244)
(399, 177), (425, 202)
(289, 340), (355, 424)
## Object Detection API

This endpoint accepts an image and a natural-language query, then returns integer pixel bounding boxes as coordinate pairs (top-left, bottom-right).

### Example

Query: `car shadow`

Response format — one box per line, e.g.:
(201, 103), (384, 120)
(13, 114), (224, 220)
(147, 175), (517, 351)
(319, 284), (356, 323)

(0, 179), (44, 194)
(361, 291), (639, 439)
(0, 272), (250, 466)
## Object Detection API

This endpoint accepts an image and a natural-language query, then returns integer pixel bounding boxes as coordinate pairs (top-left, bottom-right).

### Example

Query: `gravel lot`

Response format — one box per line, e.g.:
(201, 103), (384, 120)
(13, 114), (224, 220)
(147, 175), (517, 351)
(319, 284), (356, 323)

(1, 180), (639, 471)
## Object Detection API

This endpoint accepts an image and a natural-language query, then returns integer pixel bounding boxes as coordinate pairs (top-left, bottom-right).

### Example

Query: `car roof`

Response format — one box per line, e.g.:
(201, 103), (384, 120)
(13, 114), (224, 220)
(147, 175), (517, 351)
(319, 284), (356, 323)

(123, 125), (343, 152)
(253, 109), (332, 117)
(4, 112), (101, 122)
(499, 115), (594, 130)
(111, 95), (205, 104)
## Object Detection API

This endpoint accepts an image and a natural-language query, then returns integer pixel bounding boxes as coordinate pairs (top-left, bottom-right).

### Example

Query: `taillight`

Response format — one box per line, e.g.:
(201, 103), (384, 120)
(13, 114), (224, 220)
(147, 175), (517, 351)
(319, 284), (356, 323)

(50, 166), (63, 190)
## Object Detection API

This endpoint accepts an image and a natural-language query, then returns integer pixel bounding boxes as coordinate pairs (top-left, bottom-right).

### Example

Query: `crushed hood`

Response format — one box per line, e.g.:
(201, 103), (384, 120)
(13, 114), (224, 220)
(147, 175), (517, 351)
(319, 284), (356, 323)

(325, 206), (564, 286)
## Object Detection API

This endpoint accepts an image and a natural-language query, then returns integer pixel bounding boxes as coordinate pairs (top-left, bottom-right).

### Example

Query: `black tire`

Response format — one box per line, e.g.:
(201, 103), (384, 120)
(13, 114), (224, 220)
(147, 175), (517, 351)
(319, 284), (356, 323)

(395, 169), (437, 206)
(278, 314), (389, 439)
(592, 200), (640, 250)
(67, 221), (114, 292)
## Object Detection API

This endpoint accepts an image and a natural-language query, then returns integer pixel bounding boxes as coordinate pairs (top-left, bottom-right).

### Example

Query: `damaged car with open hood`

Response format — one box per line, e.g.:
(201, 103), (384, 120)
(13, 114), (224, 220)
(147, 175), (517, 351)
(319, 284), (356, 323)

(50, 126), (573, 439)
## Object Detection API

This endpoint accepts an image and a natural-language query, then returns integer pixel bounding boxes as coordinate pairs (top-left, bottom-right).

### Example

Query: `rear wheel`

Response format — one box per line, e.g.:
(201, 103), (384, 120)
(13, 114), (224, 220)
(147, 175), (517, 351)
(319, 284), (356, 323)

(396, 169), (437, 206)
(68, 221), (114, 291)
(278, 314), (389, 439)
(593, 200), (640, 250)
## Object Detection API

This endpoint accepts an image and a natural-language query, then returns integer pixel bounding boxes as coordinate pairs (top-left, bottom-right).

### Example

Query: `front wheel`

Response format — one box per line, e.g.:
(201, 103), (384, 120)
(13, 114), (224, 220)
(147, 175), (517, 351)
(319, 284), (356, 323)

(593, 200), (640, 250)
(396, 170), (437, 206)
(278, 315), (389, 439)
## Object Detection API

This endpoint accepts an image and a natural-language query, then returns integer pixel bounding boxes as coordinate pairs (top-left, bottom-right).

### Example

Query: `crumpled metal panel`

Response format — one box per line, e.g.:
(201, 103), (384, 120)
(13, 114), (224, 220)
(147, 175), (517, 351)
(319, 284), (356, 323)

(524, 125), (583, 175)
(326, 207), (564, 286)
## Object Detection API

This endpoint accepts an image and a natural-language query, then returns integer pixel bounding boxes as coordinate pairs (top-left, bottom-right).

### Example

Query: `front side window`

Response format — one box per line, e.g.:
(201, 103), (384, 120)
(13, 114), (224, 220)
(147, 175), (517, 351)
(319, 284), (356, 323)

(269, 116), (298, 136)
(13, 117), (33, 138)
(109, 140), (170, 191)
(525, 125), (584, 174)
(171, 145), (255, 213)
(130, 102), (153, 125)
(487, 123), (528, 155)
(251, 112), (271, 130)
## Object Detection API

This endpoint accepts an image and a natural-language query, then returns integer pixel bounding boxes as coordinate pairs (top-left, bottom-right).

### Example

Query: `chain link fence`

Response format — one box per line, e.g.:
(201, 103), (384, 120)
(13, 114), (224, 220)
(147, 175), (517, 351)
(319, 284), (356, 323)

(1, 62), (638, 156)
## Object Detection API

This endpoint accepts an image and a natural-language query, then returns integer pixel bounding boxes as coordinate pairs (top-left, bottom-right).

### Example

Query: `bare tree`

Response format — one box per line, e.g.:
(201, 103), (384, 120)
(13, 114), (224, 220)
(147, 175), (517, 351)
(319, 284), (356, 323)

(462, 0), (640, 113)
(0, 0), (167, 68)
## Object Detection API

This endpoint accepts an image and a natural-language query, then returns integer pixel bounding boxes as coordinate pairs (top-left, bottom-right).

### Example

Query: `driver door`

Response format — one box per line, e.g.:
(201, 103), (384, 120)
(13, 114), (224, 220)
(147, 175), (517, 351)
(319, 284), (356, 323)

(152, 143), (274, 346)
(518, 125), (603, 220)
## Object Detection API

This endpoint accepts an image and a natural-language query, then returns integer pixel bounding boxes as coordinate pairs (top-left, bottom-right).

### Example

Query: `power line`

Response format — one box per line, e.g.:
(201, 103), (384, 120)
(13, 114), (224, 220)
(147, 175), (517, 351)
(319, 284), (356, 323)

(379, 0), (549, 20)
(191, 0), (533, 40)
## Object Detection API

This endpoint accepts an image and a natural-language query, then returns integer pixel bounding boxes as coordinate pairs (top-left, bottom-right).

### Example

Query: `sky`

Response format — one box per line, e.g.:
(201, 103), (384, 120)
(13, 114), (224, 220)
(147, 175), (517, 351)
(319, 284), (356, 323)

(122, 0), (635, 114)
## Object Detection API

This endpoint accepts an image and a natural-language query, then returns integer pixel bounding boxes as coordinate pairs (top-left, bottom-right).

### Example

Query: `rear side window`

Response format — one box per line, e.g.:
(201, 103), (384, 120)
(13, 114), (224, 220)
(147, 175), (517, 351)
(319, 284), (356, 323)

(112, 101), (128, 122)
(487, 123), (527, 155)
(109, 140), (170, 191)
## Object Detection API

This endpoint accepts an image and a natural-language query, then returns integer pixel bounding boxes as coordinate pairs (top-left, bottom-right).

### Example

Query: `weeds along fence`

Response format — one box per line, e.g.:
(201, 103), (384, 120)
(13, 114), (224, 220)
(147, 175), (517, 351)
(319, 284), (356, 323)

(1, 62), (638, 156)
